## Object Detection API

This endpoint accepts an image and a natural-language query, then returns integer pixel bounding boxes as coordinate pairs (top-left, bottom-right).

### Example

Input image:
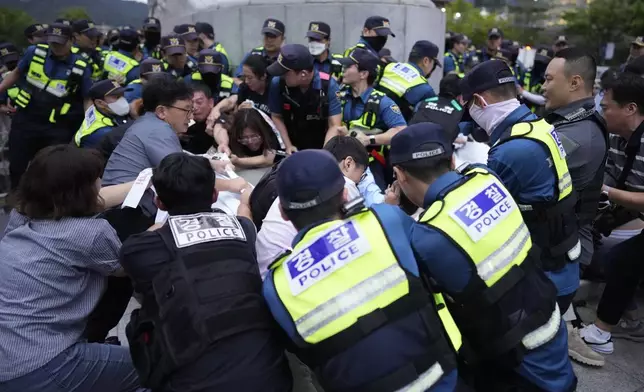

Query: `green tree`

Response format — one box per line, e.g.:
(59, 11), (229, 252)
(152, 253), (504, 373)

(59, 6), (91, 22)
(446, 0), (527, 47)
(0, 7), (35, 49)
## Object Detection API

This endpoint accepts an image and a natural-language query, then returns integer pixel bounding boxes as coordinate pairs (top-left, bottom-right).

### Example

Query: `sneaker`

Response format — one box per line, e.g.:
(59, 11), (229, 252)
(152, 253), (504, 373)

(567, 323), (605, 367)
(580, 324), (614, 355)
(611, 319), (644, 342)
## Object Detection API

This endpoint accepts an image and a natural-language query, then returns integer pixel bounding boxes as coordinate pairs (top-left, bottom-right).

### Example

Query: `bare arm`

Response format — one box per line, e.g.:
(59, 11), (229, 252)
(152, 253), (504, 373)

(236, 185), (254, 221)
(605, 186), (644, 212)
(272, 114), (295, 153)
(99, 181), (135, 209)
(231, 151), (275, 169)
(374, 125), (406, 146)
(324, 114), (343, 145)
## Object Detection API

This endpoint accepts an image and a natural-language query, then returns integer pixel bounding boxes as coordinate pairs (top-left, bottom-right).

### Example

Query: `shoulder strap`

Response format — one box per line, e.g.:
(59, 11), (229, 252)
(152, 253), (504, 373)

(617, 125), (644, 188)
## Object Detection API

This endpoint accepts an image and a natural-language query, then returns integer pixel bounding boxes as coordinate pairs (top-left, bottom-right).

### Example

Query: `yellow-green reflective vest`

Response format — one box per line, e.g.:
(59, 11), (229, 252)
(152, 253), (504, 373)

(190, 72), (233, 99)
(522, 71), (543, 94)
(379, 62), (427, 100)
(72, 46), (102, 81)
(418, 166), (561, 352)
(103, 51), (139, 82)
(7, 86), (18, 102)
(444, 51), (465, 78)
(269, 209), (462, 359)
(74, 105), (116, 147)
(339, 88), (388, 165)
(15, 44), (88, 124)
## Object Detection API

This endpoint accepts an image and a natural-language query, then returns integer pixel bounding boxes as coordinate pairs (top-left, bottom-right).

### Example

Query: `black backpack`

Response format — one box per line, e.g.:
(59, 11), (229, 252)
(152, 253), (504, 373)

(249, 159), (285, 230)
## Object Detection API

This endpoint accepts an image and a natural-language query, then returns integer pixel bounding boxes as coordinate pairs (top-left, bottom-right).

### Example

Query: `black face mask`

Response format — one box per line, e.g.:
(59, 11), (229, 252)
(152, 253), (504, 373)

(144, 31), (161, 47)
(203, 73), (222, 90)
(362, 36), (387, 52)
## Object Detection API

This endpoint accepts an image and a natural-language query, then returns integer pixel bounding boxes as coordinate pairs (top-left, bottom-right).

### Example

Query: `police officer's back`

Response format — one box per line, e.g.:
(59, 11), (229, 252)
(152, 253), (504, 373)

(389, 123), (577, 392)
(263, 149), (460, 392)
(121, 153), (292, 392)
(103, 27), (141, 85)
(411, 74), (465, 142)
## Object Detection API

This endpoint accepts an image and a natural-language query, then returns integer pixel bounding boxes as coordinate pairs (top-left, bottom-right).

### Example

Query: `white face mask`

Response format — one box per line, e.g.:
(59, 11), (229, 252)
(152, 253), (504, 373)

(308, 42), (327, 56)
(108, 97), (130, 116)
(468, 97), (521, 134)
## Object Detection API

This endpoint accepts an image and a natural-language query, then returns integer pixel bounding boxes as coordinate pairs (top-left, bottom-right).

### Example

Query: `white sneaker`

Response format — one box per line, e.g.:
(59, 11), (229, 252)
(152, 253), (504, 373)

(580, 324), (614, 355)
(567, 323), (605, 367)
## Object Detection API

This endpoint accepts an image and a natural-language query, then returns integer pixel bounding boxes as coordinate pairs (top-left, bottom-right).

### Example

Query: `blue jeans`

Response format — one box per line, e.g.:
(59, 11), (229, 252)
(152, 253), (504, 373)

(0, 342), (146, 392)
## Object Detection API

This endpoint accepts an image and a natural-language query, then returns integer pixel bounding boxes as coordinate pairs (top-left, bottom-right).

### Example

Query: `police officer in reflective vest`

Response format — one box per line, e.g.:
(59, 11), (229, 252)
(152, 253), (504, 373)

(71, 19), (103, 81)
(518, 46), (552, 113)
(344, 16), (394, 59)
(74, 80), (130, 148)
(125, 58), (168, 103)
(195, 22), (231, 75)
(184, 49), (236, 104)
(141, 17), (162, 60)
(160, 35), (197, 79)
(267, 44), (342, 153)
(332, 48), (406, 189)
(460, 60), (582, 315)
(234, 18), (286, 84)
(306, 21), (343, 80)
(443, 33), (466, 77)
(263, 149), (461, 392)
(0, 43), (20, 107)
(378, 40), (438, 121)
(389, 123), (577, 392)
(103, 27), (141, 85)
(0, 23), (92, 188)
(24, 23), (48, 46)
(470, 27), (504, 65)
(173, 24), (201, 65)
(121, 153), (293, 392)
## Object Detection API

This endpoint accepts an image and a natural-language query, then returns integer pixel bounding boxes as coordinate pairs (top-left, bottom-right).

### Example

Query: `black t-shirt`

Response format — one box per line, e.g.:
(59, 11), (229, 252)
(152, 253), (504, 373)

(119, 215), (293, 392)
(182, 121), (216, 155)
(237, 82), (271, 116)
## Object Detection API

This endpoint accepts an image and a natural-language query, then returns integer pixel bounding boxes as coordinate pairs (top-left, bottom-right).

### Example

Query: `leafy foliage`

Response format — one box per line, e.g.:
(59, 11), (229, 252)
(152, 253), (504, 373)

(0, 7), (35, 49)
(58, 6), (91, 22)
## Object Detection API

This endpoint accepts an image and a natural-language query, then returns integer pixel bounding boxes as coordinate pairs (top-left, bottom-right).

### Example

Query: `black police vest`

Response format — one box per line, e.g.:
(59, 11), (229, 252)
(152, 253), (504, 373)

(126, 211), (273, 389)
(550, 106), (609, 227)
(249, 159), (285, 231)
(279, 76), (330, 150)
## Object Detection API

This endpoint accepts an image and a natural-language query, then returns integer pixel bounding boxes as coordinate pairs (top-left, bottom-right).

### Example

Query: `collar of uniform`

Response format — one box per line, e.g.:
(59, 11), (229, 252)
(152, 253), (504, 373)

(48, 47), (76, 65)
(409, 62), (424, 76)
(488, 104), (535, 146)
(353, 86), (375, 103)
(544, 97), (595, 123)
(423, 171), (463, 208)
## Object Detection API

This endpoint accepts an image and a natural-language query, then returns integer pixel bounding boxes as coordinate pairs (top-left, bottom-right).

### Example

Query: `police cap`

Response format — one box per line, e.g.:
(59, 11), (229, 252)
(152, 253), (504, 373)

(72, 20), (101, 38)
(54, 18), (72, 26)
(174, 24), (199, 41)
(261, 18), (285, 37)
(89, 79), (126, 100)
(161, 35), (186, 55)
(267, 44), (314, 76)
(119, 28), (141, 46)
(338, 47), (379, 72)
(306, 21), (331, 40)
(197, 49), (224, 74)
(632, 36), (644, 47)
(140, 58), (166, 76)
(0, 43), (20, 64)
(488, 27), (503, 39)
(46, 23), (73, 45)
(459, 60), (516, 101)
(555, 35), (568, 45)
(277, 150), (345, 211)
(364, 16), (395, 37)
(410, 40), (441, 67)
(390, 122), (453, 165)
(195, 22), (214, 38)
(143, 17), (161, 32)
(24, 23), (47, 39)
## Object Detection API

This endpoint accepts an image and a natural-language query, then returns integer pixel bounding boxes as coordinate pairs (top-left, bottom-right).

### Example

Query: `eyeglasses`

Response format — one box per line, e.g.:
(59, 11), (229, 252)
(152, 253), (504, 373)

(168, 105), (194, 116)
(238, 134), (262, 144)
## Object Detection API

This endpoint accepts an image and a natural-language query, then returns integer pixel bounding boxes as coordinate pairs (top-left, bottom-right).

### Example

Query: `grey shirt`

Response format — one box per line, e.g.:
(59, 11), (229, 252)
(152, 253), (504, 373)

(0, 211), (121, 381)
(546, 97), (608, 265)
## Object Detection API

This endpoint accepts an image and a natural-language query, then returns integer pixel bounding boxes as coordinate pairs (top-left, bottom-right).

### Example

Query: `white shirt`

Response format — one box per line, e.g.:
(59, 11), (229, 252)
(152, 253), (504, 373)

(255, 176), (360, 279)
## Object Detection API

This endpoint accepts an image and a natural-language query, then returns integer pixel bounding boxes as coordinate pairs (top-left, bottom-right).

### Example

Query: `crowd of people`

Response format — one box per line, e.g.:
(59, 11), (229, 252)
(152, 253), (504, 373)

(0, 12), (643, 392)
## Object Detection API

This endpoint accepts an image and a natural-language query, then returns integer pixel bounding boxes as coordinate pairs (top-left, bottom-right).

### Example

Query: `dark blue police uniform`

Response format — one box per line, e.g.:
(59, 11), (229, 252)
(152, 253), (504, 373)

(235, 18), (285, 78)
(341, 86), (406, 130)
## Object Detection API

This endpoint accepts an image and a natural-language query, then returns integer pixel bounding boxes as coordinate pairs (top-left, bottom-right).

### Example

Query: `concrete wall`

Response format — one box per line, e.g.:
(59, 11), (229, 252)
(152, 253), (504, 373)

(154, 0), (446, 89)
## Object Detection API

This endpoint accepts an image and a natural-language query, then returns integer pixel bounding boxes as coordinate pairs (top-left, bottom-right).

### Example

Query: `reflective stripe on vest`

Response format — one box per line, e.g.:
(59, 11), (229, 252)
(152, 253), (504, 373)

(103, 51), (138, 80)
(74, 105), (116, 146)
(341, 88), (384, 132)
(444, 52), (464, 77)
(190, 72), (234, 98)
(129, 79), (142, 85)
(379, 62), (427, 98)
(214, 43), (229, 58)
(500, 119), (573, 202)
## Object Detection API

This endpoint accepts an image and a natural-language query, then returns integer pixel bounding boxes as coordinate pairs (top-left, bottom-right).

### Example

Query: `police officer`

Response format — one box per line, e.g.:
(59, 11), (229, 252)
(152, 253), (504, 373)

(410, 94), (464, 143)
(173, 24), (201, 63)
(24, 23), (48, 46)
(470, 27), (504, 65)
(125, 58), (167, 103)
(263, 149), (461, 392)
(103, 28), (120, 52)
(121, 152), (293, 392)
(0, 43), (21, 109)
(306, 21), (342, 79)
(141, 17), (162, 60)
(378, 40), (438, 121)
(161, 35), (197, 78)
(389, 122), (577, 392)
(267, 44), (342, 153)
(103, 27), (141, 85)
(553, 35), (569, 55)
(344, 16), (395, 58)
(184, 49), (236, 104)
(195, 22), (230, 75)
(234, 18), (286, 83)
(74, 80), (130, 148)
(519, 45), (551, 112)
(333, 47), (406, 189)
(460, 60), (582, 316)
(71, 20), (103, 81)
(0, 23), (92, 188)
(444, 33), (467, 77)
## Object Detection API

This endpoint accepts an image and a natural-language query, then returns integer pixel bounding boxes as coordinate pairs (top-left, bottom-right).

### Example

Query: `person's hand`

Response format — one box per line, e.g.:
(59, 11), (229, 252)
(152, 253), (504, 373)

(210, 158), (232, 174)
(147, 222), (164, 231)
(228, 177), (250, 193)
(206, 108), (221, 132)
(238, 101), (254, 110)
(353, 131), (370, 147)
(0, 102), (15, 115)
(239, 184), (253, 206)
(230, 154), (240, 165)
(385, 181), (401, 206)
(286, 145), (298, 155)
(264, 148), (276, 162)
(335, 125), (349, 136)
(217, 144), (232, 155)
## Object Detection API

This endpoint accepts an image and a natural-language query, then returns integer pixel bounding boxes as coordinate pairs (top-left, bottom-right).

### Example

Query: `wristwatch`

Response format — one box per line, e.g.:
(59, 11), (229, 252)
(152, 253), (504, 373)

(369, 136), (376, 146)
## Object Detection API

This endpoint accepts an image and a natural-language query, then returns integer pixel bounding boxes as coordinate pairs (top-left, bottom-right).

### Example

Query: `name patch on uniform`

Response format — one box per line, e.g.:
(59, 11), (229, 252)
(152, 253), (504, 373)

(449, 182), (515, 242)
(390, 63), (418, 83)
(285, 221), (370, 296)
(107, 56), (127, 72)
(169, 212), (246, 248)
(424, 101), (454, 114)
(549, 128), (567, 159)
(85, 106), (96, 127)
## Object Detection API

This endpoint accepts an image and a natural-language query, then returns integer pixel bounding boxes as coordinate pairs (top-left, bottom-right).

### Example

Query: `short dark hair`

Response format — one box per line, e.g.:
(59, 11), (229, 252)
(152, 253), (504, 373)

(229, 108), (276, 156)
(408, 51), (427, 64)
(142, 76), (193, 113)
(242, 54), (268, 78)
(624, 56), (644, 76)
(191, 82), (213, 100)
(14, 145), (104, 219)
(554, 47), (596, 92)
(606, 72), (644, 115)
(323, 136), (369, 167)
(283, 190), (345, 230)
(487, 83), (518, 100)
(152, 153), (216, 215)
(366, 68), (378, 85)
(440, 73), (462, 99)
(395, 157), (451, 183)
(600, 67), (620, 89)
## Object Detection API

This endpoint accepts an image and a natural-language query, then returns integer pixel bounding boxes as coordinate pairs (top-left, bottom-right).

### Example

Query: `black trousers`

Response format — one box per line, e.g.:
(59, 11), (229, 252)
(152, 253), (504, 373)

(596, 231), (644, 325)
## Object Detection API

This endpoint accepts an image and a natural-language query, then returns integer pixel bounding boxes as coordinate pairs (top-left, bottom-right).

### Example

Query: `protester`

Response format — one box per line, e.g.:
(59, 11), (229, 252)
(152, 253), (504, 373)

(228, 108), (282, 168)
(182, 82), (217, 154)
